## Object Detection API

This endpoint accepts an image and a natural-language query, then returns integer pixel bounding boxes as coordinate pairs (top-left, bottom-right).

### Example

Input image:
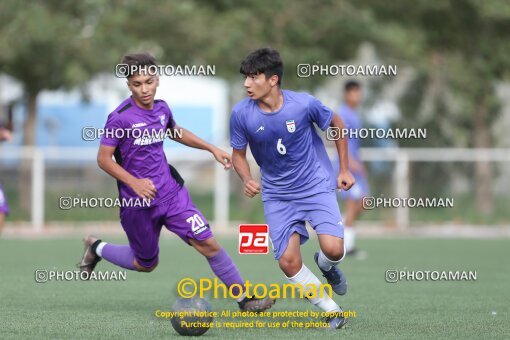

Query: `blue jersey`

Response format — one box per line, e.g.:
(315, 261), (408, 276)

(230, 90), (336, 201)
(338, 103), (362, 161)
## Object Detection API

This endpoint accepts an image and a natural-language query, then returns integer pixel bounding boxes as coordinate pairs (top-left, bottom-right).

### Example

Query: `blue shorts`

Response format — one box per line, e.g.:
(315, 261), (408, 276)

(263, 191), (344, 260)
(339, 172), (370, 201)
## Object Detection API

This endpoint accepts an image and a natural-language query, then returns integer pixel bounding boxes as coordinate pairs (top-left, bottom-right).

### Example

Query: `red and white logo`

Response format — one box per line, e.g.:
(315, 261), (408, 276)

(238, 224), (269, 254)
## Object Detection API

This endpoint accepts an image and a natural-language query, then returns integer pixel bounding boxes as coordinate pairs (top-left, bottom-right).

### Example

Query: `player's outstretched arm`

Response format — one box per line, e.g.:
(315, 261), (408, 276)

(170, 125), (231, 169)
(97, 144), (157, 200)
(330, 113), (355, 191)
(232, 148), (260, 198)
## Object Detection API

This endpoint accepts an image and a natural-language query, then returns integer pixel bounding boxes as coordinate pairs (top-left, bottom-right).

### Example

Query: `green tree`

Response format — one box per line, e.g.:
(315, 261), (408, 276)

(364, 0), (510, 214)
(0, 0), (131, 210)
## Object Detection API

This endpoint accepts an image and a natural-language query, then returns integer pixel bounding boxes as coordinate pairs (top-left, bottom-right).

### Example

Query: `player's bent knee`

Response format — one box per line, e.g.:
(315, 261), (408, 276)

(134, 259), (159, 272)
(138, 263), (158, 272)
(278, 256), (302, 276)
(322, 246), (344, 262)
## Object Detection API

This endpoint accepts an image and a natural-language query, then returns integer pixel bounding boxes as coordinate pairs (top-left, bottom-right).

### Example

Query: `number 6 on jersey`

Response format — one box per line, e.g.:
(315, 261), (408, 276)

(277, 138), (286, 155)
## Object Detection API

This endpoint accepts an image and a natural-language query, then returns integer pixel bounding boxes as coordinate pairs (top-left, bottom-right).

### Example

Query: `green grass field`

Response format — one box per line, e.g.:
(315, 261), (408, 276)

(0, 237), (508, 339)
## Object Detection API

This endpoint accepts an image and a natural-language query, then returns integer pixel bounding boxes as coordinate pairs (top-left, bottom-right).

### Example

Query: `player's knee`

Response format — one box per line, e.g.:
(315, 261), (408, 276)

(147, 262), (159, 272)
(322, 246), (344, 262)
(278, 256), (302, 276)
(139, 263), (158, 272)
(134, 259), (159, 272)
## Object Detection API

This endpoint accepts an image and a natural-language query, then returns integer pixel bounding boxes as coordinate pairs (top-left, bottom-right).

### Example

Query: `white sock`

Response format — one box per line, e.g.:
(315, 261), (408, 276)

(317, 249), (343, 272)
(286, 264), (340, 313)
(236, 292), (247, 302)
(95, 242), (107, 257)
(344, 226), (356, 253)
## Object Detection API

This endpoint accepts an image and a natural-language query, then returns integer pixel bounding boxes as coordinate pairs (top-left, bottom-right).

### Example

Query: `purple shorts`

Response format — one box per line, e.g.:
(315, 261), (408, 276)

(264, 191), (344, 260)
(0, 185), (9, 215)
(120, 186), (213, 268)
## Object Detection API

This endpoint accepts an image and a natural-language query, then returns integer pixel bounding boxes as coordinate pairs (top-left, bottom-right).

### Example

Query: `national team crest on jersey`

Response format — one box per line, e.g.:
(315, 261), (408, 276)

(286, 120), (296, 133)
(160, 114), (166, 126)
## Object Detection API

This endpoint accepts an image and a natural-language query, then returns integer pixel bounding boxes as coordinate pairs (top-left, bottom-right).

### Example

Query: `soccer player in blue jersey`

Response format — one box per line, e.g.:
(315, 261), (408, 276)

(333, 81), (370, 256)
(78, 53), (274, 312)
(230, 48), (355, 329)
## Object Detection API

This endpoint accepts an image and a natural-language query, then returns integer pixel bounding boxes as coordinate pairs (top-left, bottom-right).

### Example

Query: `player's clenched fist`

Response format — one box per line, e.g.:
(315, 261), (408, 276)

(243, 179), (261, 198)
(129, 178), (157, 200)
(337, 170), (355, 192)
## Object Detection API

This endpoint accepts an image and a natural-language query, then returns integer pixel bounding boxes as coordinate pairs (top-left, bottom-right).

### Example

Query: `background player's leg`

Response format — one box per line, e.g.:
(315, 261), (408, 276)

(281, 233), (341, 313)
(344, 199), (361, 254)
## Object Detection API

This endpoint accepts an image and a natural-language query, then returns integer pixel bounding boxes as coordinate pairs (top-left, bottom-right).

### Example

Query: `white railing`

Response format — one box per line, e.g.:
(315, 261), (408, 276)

(361, 148), (510, 229)
(1, 147), (510, 231)
(0, 146), (230, 232)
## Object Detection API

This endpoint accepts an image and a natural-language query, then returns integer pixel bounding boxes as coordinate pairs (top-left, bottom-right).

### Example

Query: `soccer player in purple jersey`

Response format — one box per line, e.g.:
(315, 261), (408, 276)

(0, 125), (12, 235)
(334, 81), (370, 256)
(230, 48), (355, 329)
(78, 53), (274, 312)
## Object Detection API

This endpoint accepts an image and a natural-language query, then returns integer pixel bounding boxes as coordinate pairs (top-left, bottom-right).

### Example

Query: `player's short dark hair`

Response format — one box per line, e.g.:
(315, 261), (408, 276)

(120, 52), (157, 78)
(344, 80), (360, 92)
(240, 48), (283, 86)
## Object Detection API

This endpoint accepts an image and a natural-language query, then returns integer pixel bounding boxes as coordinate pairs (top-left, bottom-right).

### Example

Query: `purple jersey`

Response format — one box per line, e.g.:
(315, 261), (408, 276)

(0, 126), (10, 215)
(230, 90), (336, 201)
(338, 103), (362, 161)
(101, 97), (180, 207)
(0, 184), (9, 215)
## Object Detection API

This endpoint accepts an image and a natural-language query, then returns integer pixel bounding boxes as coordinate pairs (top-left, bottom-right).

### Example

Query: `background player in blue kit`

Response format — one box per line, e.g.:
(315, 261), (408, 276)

(333, 81), (370, 256)
(230, 48), (355, 329)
